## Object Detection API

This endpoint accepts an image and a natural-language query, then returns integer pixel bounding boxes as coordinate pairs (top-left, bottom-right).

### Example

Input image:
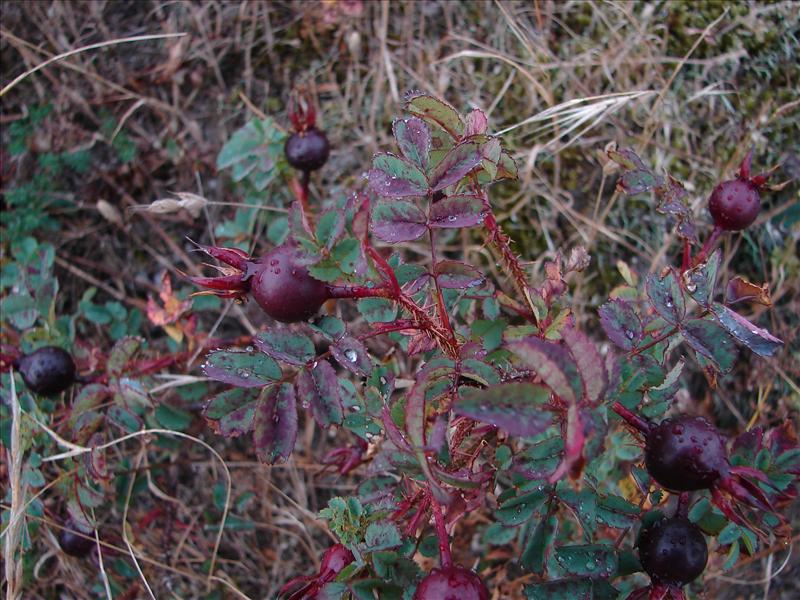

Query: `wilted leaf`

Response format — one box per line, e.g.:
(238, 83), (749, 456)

(607, 148), (647, 171)
(454, 383), (552, 437)
(147, 272), (192, 326)
(202, 349), (281, 387)
(646, 269), (686, 325)
(598, 299), (642, 351)
(428, 194), (487, 229)
(253, 383), (297, 463)
(392, 117), (431, 171)
(507, 337), (583, 405)
(561, 327), (607, 406)
(405, 93), (464, 139)
(370, 199), (427, 243)
(726, 276), (772, 306)
(618, 169), (663, 194)
(254, 330), (315, 366)
(429, 142), (483, 191)
(368, 153), (428, 198)
(203, 387), (260, 437)
(712, 303), (784, 357)
(681, 318), (737, 373)
(296, 359), (343, 427)
(435, 260), (485, 289)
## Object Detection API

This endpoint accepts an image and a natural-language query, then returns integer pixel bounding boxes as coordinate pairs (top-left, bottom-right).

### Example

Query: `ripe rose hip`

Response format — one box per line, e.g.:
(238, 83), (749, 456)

(413, 566), (489, 600)
(707, 150), (768, 231)
(708, 178), (761, 231)
(645, 415), (729, 491)
(17, 346), (76, 396)
(248, 244), (329, 323)
(638, 516), (708, 587)
(285, 128), (330, 173)
(58, 519), (95, 557)
(613, 403), (782, 532)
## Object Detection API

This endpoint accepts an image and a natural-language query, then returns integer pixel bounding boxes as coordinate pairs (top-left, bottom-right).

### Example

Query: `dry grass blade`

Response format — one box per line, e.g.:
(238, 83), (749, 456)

(0, 32), (187, 96)
(496, 91), (655, 152)
(3, 370), (23, 600)
(33, 426), (232, 594)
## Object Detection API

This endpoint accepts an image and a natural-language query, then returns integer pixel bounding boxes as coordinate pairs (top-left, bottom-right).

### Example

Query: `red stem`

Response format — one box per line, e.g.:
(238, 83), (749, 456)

(676, 492), (690, 518)
(431, 495), (453, 568)
(365, 245), (401, 296)
(692, 225), (723, 268)
(611, 401), (652, 434)
(681, 239), (692, 273)
(428, 228), (458, 349)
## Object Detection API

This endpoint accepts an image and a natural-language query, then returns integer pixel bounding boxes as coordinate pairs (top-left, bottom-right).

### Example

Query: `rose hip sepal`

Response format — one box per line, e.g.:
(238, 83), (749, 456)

(612, 402), (783, 533)
(279, 543), (354, 600)
(413, 566), (489, 600)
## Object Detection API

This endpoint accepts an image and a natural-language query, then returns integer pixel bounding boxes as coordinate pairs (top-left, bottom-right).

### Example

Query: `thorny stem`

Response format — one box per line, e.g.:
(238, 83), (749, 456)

(692, 225), (723, 268)
(428, 228), (458, 350)
(325, 284), (393, 300)
(431, 495), (453, 569)
(480, 192), (539, 324)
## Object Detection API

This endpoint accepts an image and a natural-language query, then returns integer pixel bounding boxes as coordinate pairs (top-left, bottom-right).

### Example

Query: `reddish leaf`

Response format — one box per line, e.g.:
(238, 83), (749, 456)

(712, 303), (784, 357)
(454, 382), (552, 437)
(368, 153), (428, 198)
(253, 383), (297, 464)
(598, 299), (642, 351)
(681, 318), (737, 372)
(428, 194), (487, 229)
(296, 359), (343, 427)
(203, 387), (260, 437)
(435, 260), (485, 289)
(646, 269), (686, 325)
(330, 336), (372, 377)
(254, 330), (315, 366)
(392, 117), (431, 171)
(561, 327), (607, 406)
(429, 142), (483, 191)
(370, 199), (427, 243)
(507, 336), (583, 405)
(405, 93), (464, 139)
(464, 109), (488, 136)
(201, 349), (282, 388)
